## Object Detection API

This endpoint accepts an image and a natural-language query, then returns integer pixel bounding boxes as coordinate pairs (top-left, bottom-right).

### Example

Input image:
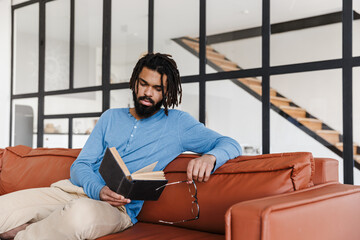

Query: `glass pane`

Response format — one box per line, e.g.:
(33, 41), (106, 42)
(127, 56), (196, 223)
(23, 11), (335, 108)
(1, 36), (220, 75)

(207, 0), (262, 72)
(43, 118), (68, 148)
(45, 0), (70, 91)
(270, 0), (342, 66)
(207, 78), (262, 155)
(354, 6), (360, 57)
(270, 69), (343, 181)
(353, 67), (360, 184)
(154, 0), (199, 76)
(12, 98), (38, 148)
(74, 0), (103, 88)
(44, 91), (102, 115)
(13, 3), (39, 95)
(175, 82), (199, 121)
(111, 0), (147, 84)
(72, 117), (98, 148)
(110, 89), (133, 109)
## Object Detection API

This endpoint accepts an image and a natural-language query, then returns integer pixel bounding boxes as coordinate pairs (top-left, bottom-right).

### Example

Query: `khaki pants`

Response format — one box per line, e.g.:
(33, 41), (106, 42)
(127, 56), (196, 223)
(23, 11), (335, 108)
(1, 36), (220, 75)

(0, 180), (133, 240)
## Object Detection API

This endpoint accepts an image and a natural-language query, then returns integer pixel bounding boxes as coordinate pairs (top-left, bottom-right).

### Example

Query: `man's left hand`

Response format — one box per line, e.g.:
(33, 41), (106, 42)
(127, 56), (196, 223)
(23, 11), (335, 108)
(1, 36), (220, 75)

(187, 154), (216, 183)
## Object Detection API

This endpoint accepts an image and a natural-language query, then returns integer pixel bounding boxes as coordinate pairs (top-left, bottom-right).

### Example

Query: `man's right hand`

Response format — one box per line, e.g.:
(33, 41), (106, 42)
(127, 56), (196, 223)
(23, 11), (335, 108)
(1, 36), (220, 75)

(100, 186), (131, 207)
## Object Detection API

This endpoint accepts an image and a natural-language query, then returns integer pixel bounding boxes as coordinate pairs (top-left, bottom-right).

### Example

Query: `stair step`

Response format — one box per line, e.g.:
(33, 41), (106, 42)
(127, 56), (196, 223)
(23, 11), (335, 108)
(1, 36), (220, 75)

(247, 85), (277, 96)
(238, 78), (262, 86)
(207, 56), (238, 68)
(280, 106), (306, 118)
(335, 143), (358, 154)
(270, 96), (292, 107)
(185, 36), (199, 41)
(206, 50), (226, 60)
(181, 38), (227, 61)
(182, 38), (214, 51)
(220, 64), (240, 71)
(354, 155), (360, 163)
(316, 130), (340, 145)
(297, 118), (323, 131)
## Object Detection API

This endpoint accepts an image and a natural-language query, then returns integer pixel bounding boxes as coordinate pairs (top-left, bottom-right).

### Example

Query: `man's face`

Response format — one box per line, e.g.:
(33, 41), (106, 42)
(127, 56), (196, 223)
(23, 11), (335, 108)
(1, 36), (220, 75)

(133, 67), (168, 118)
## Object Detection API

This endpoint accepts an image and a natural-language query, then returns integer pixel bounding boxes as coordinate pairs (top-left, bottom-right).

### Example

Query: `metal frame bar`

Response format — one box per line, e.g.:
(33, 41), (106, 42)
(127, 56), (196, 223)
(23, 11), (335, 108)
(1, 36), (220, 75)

(37, 0), (45, 147)
(262, 0), (270, 154)
(199, 0), (206, 124)
(342, 0), (354, 184)
(102, 0), (111, 111)
(148, 0), (154, 53)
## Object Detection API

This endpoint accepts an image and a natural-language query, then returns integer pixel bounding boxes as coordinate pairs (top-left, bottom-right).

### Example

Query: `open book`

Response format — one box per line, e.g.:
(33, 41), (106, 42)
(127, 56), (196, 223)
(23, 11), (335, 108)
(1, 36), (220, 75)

(99, 147), (168, 200)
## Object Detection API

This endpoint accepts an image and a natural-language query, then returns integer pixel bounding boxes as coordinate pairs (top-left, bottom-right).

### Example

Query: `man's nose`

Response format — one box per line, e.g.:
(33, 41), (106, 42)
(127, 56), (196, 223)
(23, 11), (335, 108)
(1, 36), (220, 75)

(144, 86), (153, 96)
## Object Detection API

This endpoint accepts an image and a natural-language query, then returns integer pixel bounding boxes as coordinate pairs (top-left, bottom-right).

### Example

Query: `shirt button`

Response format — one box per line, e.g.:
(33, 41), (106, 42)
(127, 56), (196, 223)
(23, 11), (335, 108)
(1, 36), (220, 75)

(131, 134), (134, 137)
(134, 126), (137, 129)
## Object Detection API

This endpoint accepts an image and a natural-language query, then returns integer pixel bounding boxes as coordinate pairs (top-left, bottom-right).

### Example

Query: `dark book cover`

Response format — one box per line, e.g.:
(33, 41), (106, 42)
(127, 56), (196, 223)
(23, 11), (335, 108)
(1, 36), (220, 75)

(99, 147), (168, 201)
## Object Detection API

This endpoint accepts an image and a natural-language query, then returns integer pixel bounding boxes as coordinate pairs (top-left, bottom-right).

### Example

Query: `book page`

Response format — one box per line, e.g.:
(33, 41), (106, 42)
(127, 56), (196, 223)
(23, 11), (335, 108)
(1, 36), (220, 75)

(109, 147), (131, 177)
(132, 161), (158, 175)
(132, 171), (166, 180)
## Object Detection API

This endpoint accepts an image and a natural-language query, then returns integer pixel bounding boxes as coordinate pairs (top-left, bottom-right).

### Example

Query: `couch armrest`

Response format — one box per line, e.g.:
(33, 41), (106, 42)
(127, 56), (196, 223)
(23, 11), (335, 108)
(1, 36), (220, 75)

(313, 158), (339, 185)
(225, 183), (360, 240)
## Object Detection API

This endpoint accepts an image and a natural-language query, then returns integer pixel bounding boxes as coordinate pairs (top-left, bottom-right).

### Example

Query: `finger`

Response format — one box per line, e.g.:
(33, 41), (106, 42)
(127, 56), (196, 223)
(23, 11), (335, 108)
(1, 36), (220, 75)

(192, 161), (201, 182)
(107, 195), (130, 203)
(187, 160), (195, 182)
(108, 192), (125, 200)
(197, 163), (207, 182)
(203, 165), (212, 182)
(104, 188), (126, 201)
(106, 200), (124, 207)
(105, 196), (131, 205)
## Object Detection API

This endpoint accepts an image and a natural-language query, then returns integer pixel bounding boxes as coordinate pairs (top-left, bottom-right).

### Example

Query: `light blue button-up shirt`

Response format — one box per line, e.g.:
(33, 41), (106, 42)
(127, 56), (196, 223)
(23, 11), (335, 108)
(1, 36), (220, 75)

(70, 108), (241, 224)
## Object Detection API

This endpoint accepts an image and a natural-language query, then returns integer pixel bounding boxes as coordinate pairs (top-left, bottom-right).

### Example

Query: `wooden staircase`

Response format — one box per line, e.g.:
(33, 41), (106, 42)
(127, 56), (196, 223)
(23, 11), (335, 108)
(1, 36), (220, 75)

(175, 36), (360, 165)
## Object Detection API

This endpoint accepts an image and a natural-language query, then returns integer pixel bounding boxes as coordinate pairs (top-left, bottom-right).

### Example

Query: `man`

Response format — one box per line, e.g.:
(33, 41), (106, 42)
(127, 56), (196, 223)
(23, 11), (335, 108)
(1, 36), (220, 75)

(0, 53), (241, 240)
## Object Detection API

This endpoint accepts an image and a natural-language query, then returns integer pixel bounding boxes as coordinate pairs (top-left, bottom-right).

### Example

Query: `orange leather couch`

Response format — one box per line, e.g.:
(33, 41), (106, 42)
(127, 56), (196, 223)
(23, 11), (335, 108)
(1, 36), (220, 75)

(0, 145), (359, 240)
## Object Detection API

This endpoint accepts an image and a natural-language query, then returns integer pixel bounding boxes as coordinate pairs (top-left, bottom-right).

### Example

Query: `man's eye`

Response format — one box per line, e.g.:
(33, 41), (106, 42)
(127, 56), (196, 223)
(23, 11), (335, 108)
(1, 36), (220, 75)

(155, 87), (162, 92)
(140, 81), (146, 86)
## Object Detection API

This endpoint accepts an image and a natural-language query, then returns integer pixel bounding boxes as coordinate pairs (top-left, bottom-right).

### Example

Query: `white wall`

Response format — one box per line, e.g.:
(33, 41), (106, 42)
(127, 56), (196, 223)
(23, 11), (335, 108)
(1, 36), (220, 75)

(0, 0), (11, 148)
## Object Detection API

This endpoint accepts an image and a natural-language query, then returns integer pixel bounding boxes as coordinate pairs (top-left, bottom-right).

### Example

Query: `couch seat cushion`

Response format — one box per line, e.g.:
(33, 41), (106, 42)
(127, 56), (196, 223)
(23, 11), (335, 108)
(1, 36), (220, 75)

(0, 145), (80, 195)
(97, 222), (224, 240)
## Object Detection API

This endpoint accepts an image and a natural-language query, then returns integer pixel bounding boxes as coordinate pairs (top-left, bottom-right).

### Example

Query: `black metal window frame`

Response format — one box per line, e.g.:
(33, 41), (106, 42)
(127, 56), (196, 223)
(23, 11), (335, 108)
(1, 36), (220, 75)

(10, 0), (358, 184)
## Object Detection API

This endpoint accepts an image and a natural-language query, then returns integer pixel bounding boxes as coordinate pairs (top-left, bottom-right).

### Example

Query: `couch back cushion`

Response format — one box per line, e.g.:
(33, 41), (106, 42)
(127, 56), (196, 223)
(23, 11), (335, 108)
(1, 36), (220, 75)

(138, 152), (314, 234)
(0, 148), (4, 172)
(0, 145), (80, 195)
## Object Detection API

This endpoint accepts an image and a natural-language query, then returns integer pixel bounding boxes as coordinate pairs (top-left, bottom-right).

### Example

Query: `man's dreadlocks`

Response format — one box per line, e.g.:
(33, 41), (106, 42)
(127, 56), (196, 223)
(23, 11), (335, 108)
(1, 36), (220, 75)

(129, 53), (182, 115)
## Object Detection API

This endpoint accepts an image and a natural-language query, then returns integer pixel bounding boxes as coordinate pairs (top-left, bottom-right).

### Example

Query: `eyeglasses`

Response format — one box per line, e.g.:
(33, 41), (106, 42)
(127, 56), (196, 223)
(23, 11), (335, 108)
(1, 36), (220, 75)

(155, 180), (199, 224)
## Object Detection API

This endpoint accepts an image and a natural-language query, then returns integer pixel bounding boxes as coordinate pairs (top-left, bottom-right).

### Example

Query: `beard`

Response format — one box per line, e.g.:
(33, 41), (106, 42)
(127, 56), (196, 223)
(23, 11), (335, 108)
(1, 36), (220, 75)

(133, 91), (163, 118)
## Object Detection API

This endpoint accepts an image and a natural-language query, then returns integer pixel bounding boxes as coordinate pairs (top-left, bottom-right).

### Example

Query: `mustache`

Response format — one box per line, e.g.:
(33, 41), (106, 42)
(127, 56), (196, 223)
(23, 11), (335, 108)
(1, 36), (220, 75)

(138, 96), (155, 105)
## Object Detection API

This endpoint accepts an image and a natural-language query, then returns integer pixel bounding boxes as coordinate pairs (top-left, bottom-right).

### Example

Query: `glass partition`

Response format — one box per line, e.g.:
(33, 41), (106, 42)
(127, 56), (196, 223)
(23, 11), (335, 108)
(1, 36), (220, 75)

(207, 78), (262, 155)
(72, 117), (99, 148)
(44, 91), (102, 115)
(270, 69), (343, 180)
(13, 3), (39, 95)
(12, 98), (38, 148)
(207, 0), (262, 72)
(45, 0), (71, 92)
(353, 67), (360, 184)
(354, 6), (360, 57)
(43, 118), (68, 148)
(74, 0), (103, 88)
(154, 0), (199, 76)
(270, 0), (342, 66)
(110, 89), (134, 109)
(176, 82), (199, 121)
(111, 0), (147, 84)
